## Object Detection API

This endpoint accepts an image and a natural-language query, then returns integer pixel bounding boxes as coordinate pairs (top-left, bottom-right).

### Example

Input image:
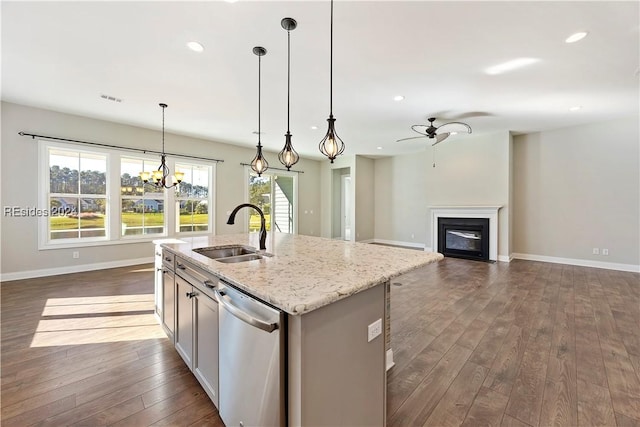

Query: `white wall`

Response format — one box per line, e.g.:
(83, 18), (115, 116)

(374, 152), (427, 247)
(354, 156), (375, 241)
(512, 116), (639, 268)
(0, 102), (321, 279)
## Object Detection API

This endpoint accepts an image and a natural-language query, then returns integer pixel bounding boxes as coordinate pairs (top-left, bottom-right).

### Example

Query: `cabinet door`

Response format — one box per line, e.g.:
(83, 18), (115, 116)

(193, 293), (219, 408)
(175, 275), (194, 367)
(162, 269), (175, 340)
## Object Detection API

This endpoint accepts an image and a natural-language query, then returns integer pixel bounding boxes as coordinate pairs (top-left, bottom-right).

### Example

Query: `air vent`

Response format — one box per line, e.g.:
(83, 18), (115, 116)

(100, 94), (123, 103)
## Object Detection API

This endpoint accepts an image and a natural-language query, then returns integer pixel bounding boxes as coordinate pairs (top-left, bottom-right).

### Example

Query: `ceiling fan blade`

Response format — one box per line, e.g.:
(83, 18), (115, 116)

(396, 136), (428, 143)
(436, 121), (472, 135)
(431, 133), (450, 146)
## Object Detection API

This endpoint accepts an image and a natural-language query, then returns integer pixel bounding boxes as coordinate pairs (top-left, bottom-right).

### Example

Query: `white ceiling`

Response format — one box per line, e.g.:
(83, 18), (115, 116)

(2, 1), (638, 160)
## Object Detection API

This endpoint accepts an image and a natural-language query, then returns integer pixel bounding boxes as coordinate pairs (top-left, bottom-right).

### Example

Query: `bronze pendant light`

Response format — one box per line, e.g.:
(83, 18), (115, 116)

(139, 103), (184, 188)
(318, 0), (345, 163)
(250, 46), (269, 176)
(278, 17), (300, 170)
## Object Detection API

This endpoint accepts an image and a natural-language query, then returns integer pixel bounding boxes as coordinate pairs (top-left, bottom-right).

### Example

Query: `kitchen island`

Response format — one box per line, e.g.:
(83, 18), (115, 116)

(160, 233), (442, 426)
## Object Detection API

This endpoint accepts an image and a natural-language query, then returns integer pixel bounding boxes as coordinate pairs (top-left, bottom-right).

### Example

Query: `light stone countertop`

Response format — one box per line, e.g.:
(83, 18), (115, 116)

(161, 233), (443, 315)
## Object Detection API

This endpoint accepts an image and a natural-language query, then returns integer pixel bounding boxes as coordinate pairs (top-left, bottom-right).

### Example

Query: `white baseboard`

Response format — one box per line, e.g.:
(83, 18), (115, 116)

(511, 253), (640, 273)
(357, 238), (375, 244)
(386, 348), (395, 371)
(371, 239), (426, 250)
(498, 255), (512, 263)
(0, 257), (155, 282)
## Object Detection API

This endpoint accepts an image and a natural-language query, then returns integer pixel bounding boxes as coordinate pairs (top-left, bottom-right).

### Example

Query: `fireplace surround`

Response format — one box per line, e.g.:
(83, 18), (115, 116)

(430, 206), (502, 262)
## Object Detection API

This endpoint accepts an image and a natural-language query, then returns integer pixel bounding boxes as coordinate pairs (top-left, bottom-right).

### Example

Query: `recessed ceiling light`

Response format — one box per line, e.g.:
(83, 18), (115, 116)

(565, 32), (588, 43)
(485, 58), (539, 75)
(187, 41), (204, 53)
(377, 146), (383, 150)
(310, 126), (318, 130)
(569, 106), (582, 111)
(393, 95), (404, 102)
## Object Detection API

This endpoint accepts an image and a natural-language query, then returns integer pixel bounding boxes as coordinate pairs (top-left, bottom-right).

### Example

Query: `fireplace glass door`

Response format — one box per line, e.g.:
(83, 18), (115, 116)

(438, 218), (490, 261)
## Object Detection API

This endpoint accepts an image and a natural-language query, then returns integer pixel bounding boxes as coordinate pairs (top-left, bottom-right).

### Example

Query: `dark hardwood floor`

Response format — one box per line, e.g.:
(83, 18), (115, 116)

(2, 258), (639, 426)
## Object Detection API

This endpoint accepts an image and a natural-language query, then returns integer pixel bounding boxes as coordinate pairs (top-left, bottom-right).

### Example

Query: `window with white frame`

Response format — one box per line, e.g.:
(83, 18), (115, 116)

(47, 147), (108, 241)
(40, 140), (215, 248)
(175, 162), (211, 233)
(120, 157), (166, 237)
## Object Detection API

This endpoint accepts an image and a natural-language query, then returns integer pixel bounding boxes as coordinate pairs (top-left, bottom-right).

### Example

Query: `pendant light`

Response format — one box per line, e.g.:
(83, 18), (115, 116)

(250, 46), (269, 176)
(278, 17), (300, 170)
(139, 103), (184, 188)
(318, 0), (345, 163)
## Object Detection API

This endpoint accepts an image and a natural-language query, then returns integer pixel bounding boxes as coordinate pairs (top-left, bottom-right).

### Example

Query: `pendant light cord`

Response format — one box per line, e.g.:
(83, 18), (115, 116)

(161, 104), (166, 154)
(287, 29), (291, 133)
(330, 0), (333, 115)
(258, 54), (262, 145)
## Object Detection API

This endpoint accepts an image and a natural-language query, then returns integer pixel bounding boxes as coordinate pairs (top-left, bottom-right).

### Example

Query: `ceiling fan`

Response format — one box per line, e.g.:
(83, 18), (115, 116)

(396, 117), (472, 146)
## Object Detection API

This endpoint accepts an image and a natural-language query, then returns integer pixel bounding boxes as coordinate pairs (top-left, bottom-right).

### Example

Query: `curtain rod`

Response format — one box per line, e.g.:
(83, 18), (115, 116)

(18, 131), (224, 163)
(240, 162), (304, 174)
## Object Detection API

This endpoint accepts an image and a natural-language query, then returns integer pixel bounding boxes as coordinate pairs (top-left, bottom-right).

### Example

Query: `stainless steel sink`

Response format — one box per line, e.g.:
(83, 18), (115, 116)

(193, 245), (257, 260)
(216, 253), (264, 263)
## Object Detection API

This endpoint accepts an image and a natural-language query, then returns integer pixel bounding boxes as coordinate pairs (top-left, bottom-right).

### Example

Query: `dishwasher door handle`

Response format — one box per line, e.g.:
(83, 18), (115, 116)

(215, 289), (278, 333)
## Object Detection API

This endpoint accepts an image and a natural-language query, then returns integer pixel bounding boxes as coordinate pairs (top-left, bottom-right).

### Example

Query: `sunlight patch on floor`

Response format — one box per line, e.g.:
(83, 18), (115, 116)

(30, 293), (165, 347)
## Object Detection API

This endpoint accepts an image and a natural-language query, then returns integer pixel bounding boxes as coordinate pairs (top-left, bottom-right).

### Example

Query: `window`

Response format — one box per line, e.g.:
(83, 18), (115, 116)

(39, 141), (215, 249)
(247, 170), (297, 234)
(175, 163), (211, 233)
(47, 147), (108, 241)
(120, 157), (165, 236)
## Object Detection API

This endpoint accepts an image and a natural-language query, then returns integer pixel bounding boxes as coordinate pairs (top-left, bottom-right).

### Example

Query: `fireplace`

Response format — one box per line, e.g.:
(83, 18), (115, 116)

(425, 206), (502, 261)
(438, 217), (490, 261)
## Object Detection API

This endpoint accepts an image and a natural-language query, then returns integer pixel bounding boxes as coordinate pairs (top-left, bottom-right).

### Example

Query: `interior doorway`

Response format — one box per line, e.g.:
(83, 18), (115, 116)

(341, 175), (352, 240)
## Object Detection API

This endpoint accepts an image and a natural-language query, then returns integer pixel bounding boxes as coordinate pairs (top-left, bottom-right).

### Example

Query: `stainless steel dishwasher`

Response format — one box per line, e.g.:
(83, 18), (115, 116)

(215, 281), (285, 427)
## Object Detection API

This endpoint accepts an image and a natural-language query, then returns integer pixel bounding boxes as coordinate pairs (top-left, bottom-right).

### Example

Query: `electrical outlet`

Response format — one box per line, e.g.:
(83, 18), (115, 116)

(72, 251), (79, 259)
(367, 318), (382, 342)
(411, 233), (415, 239)
(593, 248), (599, 255)
(602, 249), (609, 256)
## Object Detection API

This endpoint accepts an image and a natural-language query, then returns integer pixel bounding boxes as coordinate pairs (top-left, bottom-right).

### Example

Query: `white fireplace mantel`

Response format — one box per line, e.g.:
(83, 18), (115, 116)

(429, 206), (502, 261)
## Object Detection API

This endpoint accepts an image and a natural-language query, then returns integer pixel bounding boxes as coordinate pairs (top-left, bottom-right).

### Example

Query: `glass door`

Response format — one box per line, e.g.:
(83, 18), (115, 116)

(247, 172), (296, 234)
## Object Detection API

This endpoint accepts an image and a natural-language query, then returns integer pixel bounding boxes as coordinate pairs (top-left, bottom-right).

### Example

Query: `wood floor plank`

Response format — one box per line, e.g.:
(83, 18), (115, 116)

(483, 325), (528, 396)
(149, 392), (217, 426)
(616, 411), (640, 426)
(388, 344), (472, 426)
(577, 378), (617, 427)
(70, 396), (145, 426)
(0, 395), (76, 427)
(461, 386), (510, 427)
(36, 365), (191, 427)
(501, 413), (532, 427)
(423, 360), (489, 427)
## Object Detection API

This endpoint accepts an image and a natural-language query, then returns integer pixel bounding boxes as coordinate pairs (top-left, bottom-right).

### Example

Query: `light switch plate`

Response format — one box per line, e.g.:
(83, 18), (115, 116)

(368, 318), (382, 342)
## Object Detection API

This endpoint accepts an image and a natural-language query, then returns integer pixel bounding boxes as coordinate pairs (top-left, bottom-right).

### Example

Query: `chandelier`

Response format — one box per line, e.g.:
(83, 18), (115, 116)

(139, 103), (184, 188)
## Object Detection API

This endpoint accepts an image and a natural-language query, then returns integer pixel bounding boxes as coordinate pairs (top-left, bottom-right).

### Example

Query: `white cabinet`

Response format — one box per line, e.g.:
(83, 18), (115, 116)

(173, 258), (219, 409)
(175, 274), (194, 367)
(154, 246), (176, 341)
(193, 290), (220, 408)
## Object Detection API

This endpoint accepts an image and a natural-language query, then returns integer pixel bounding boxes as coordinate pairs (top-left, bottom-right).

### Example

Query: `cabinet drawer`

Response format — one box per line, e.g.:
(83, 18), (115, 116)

(162, 250), (175, 271)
